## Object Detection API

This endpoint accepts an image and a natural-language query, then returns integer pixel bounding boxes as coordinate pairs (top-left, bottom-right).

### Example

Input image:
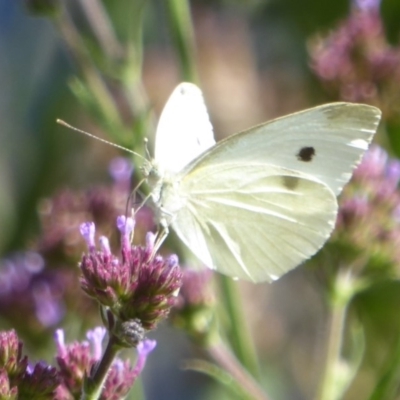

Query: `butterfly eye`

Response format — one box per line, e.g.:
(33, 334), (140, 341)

(297, 146), (316, 162)
(141, 161), (152, 178)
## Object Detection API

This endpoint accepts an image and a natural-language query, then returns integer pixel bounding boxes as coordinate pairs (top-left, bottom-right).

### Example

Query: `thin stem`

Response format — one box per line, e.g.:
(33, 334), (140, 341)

(317, 299), (348, 400)
(81, 335), (120, 400)
(81, 0), (153, 149)
(124, 0), (147, 82)
(315, 270), (356, 400)
(207, 339), (271, 400)
(78, 0), (124, 60)
(218, 276), (260, 379)
(165, 0), (199, 82)
(368, 327), (400, 400)
(54, 6), (123, 128)
(121, 82), (154, 149)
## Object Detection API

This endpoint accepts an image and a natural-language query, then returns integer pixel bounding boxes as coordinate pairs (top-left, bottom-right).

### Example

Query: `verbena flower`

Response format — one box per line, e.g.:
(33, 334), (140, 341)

(0, 252), (65, 327)
(0, 159), (141, 332)
(79, 216), (182, 331)
(313, 145), (400, 285)
(55, 329), (93, 398)
(309, 0), (400, 119)
(55, 328), (156, 399)
(101, 340), (157, 400)
(18, 362), (60, 400)
(0, 330), (60, 399)
(36, 157), (139, 259)
(0, 370), (17, 400)
(0, 330), (28, 381)
(171, 269), (216, 344)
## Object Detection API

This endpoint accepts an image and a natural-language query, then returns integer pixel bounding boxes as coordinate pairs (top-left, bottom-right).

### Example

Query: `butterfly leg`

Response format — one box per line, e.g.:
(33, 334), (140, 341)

(126, 177), (150, 216)
(151, 226), (169, 258)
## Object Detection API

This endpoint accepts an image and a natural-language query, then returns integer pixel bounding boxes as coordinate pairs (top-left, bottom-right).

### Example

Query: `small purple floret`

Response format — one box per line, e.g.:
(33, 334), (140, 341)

(145, 232), (156, 254)
(386, 160), (400, 184)
(109, 157), (134, 184)
(80, 222), (96, 250)
(117, 216), (135, 250)
(116, 216), (135, 234)
(166, 254), (179, 269)
(99, 236), (111, 256)
(54, 329), (66, 358)
(133, 339), (156, 377)
(137, 339), (157, 357)
(353, 0), (380, 11)
(86, 327), (106, 361)
(33, 282), (64, 327)
(23, 251), (45, 273)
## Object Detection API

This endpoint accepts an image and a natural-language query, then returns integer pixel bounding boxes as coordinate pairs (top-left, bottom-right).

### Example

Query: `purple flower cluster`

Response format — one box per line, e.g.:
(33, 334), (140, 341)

(79, 216), (182, 331)
(35, 157), (156, 261)
(176, 269), (215, 309)
(171, 269), (216, 344)
(0, 328), (156, 399)
(309, 0), (400, 118)
(319, 145), (400, 281)
(0, 158), (144, 333)
(101, 340), (156, 400)
(0, 330), (60, 399)
(54, 328), (156, 400)
(21, 362), (60, 399)
(0, 252), (65, 329)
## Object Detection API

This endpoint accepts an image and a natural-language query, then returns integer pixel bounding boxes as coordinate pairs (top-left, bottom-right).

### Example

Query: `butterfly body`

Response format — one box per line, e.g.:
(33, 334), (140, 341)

(146, 83), (381, 283)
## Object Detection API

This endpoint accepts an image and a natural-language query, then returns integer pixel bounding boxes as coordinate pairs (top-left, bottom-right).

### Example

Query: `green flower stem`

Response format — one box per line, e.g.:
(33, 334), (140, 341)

(165, 0), (199, 82)
(120, 1), (155, 152)
(78, 0), (152, 145)
(207, 339), (271, 400)
(81, 335), (121, 400)
(218, 276), (260, 379)
(316, 270), (357, 400)
(78, 0), (123, 60)
(125, 0), (147, 80)
(368, 331), (400, 400)
(54, 7), (123, 128)
(122, 82), (154, 147)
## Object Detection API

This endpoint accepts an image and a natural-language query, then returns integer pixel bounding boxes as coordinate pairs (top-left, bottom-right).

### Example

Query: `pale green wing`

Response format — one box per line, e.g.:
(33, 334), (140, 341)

(155, 83), (215, 174)
(170, 163), (337, 283)
(181, 103), (381, 196)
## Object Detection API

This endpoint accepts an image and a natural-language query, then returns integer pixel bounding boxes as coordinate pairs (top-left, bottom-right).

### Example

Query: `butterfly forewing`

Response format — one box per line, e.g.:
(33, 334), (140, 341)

(180, 103), (381, 196)
(154, 83), (215, 174)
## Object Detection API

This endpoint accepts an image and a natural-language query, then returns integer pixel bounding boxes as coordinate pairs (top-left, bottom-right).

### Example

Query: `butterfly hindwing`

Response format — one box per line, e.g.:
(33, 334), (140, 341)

(169, 163), (337, 282)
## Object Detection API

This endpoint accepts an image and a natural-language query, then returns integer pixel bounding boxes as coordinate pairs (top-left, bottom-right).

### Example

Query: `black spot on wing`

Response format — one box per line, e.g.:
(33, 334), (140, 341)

(297, 146), (315, 162)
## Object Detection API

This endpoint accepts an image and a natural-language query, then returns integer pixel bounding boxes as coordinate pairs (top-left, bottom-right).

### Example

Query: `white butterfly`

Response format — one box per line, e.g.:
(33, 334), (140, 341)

(145, 83), (381, 283)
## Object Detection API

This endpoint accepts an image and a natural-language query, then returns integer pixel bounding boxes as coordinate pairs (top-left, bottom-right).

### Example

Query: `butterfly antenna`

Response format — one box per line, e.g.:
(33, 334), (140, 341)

(56, 119), (146, 161)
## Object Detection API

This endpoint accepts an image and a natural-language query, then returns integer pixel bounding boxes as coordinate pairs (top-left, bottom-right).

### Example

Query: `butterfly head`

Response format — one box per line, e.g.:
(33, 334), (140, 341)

(141, 158), (165, 190)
